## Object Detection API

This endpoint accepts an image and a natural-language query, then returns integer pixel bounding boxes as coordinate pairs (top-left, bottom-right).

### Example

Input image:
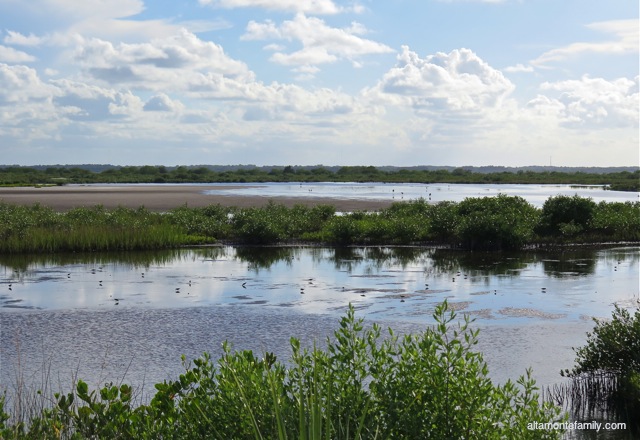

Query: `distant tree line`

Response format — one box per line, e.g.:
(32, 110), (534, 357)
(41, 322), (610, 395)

(0, 165), (638, 190)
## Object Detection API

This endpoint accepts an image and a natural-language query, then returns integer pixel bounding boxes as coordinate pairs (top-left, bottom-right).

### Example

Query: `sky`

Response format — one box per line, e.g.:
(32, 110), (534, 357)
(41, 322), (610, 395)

(0, 0), (638, 167)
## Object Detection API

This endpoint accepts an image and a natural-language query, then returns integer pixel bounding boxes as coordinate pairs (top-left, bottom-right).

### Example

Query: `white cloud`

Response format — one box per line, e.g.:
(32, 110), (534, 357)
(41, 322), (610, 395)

(3, 30), (45, 46)
(242, 13), (393, 71)
(0, 63), (62, 143)
(532, 19), (639, 67)
(198, 0), (348, 15)
(0, 45), (36, 63)
(504, 63), (534, 73)
(0, 63), (56, 104)
(8, 0), (184, 43)
(366, 46), (515, 113)
(40, 0), (145, 21)
(72, 30), (255, 91)
(535, 75), (639, 128)
(143, 93), (184, 112)
(51, 79), (144, 120)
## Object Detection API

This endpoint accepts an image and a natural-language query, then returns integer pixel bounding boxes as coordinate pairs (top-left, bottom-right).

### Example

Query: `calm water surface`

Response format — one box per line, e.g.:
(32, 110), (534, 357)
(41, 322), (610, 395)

(202, 182), (639, 207)
(1, 246), (638, 394)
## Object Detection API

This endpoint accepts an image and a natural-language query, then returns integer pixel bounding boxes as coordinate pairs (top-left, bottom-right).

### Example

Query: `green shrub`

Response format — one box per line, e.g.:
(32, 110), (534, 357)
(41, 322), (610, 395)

(590, 201), (640, 241)
(427, 201), (458, 243)
(1, 302), (565, 439)
(322, 215), (365, 245)
(454, 195), (539, 250)
(537, 195), (596, 237)
(561, 305), (640, 430)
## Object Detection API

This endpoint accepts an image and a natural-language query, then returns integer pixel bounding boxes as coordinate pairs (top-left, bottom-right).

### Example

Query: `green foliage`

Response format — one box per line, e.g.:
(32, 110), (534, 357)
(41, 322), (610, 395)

(562, 305), (640, 429)
(590, 201), (640, 241)
(537, 195), (597, 238)
(454, 195), (539, 250)
(1, 302), (565, 439)
(2, 165), (638, 189)
(0, 202), (207, 253)
(0, 195), (638, 253)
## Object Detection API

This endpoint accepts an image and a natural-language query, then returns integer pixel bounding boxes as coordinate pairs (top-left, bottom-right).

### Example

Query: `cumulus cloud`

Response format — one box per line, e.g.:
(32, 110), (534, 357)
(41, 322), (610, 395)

(0, 45), (36, 63)
(0, 63), (55, 104)
(3, 31), (45, 46)
(242, 13), (393, 71)
(366, 46), (515, 113)
(198, 0), (351, 15)
(0, 63), (63, 143)
(51, 79), (143, 120)
(532, 19), (639, 67)
(532, 75), (639, 128)
(72, 29), (255, 91)
(143, 93), (183, 112)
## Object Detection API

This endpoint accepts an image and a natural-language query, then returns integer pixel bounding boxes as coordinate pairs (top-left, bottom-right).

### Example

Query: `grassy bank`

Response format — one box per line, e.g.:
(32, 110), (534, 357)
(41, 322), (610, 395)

(0, 195), (639, 253)
(1, 302), (565, 439)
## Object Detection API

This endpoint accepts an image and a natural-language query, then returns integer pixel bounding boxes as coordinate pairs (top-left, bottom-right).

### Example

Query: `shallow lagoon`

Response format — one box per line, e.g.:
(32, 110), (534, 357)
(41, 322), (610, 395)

(203, 182), (639, 207)
(1, 245), (638, 397)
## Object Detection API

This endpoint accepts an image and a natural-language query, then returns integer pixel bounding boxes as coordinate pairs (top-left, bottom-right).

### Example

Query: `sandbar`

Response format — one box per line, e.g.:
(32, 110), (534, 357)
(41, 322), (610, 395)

(0, 185), (395, 212)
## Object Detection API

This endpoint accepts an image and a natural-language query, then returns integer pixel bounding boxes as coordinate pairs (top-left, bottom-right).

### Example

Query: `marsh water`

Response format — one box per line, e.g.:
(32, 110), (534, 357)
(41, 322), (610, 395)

(201, 182), (639, 207)
(1, 180), (639, 438)
(1, 245), (638, 386)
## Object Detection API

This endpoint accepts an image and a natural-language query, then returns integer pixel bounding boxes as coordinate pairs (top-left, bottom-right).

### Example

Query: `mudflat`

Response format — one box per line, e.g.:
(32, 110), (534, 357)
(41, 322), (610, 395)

(0, 185), (394, 212)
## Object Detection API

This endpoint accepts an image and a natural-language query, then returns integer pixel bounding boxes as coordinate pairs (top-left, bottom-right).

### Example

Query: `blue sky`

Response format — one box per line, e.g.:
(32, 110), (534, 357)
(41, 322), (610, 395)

(0, 0), (637, 167)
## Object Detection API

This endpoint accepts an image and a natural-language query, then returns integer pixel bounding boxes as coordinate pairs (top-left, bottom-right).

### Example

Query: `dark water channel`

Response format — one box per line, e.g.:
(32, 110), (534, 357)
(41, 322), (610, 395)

(1, 246), (638, 438)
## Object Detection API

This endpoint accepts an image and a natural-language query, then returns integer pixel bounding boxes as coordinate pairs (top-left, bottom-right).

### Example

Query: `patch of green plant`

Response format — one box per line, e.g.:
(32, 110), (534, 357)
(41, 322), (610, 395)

(2, 165), (638, 190)
(454, 194), (539, 250)
(1, 302), (565, 439)
(1, 196), (638, 253)
(560, 305), (640, 431)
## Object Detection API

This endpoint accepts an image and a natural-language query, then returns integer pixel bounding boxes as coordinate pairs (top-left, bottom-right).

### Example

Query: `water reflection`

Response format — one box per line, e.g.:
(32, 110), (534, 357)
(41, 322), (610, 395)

(2, 246), (637, 321)
(1, 245), (638, 440)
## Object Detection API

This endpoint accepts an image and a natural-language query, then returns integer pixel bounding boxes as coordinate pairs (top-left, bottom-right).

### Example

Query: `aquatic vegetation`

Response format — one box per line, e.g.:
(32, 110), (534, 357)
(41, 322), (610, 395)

(0, 302), (565, 439)
(556, 305), (640, 433)
(0, 203), (209, 253)
(454, 195), (539, 250)
(0, 196), (638, 253)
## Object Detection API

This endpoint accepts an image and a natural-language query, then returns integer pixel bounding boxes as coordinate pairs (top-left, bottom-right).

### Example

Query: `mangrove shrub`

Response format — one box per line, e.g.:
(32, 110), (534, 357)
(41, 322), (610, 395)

(1, 302), (565, 439)
(561, 305), (640, 430)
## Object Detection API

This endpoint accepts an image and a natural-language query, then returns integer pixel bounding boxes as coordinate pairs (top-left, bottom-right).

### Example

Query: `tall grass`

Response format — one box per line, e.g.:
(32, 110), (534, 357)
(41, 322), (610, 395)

(0, 203), (212, 253)
(1, 302), (565, 439)
(1, 196), (638, 253)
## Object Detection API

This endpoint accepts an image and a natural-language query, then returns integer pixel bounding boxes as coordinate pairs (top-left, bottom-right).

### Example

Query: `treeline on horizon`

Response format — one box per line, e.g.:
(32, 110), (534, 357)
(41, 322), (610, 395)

(0, 164), (638, 191)
(1, 195), (638, 254)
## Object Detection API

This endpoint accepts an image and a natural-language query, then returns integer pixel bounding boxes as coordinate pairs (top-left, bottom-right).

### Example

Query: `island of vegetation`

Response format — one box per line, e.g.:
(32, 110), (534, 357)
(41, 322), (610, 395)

(0, 194), (638, 253)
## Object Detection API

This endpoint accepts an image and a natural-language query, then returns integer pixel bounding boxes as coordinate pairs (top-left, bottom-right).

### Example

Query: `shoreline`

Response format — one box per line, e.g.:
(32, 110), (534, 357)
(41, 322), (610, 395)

(0, 184), (395, 212)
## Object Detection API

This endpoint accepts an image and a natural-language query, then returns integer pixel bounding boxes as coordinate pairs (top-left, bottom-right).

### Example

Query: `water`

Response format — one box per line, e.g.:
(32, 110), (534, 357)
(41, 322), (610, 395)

(1, 246), (638, 390)
(202, 182), (639, 207)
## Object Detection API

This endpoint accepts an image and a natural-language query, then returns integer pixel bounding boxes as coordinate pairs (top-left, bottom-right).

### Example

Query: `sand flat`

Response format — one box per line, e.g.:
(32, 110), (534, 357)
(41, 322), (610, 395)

(0, 184), (394, 212)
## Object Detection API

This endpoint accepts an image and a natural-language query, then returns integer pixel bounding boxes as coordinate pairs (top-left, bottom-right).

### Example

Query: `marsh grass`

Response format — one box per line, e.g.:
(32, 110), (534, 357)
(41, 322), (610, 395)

(1, 302), (565, 439)
(1, 196), (638, 253)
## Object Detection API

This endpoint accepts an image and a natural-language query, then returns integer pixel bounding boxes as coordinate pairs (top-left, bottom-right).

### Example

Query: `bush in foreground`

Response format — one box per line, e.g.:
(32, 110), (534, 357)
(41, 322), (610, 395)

(1, 302), (564, 439)
(560, 305), (639, 432)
